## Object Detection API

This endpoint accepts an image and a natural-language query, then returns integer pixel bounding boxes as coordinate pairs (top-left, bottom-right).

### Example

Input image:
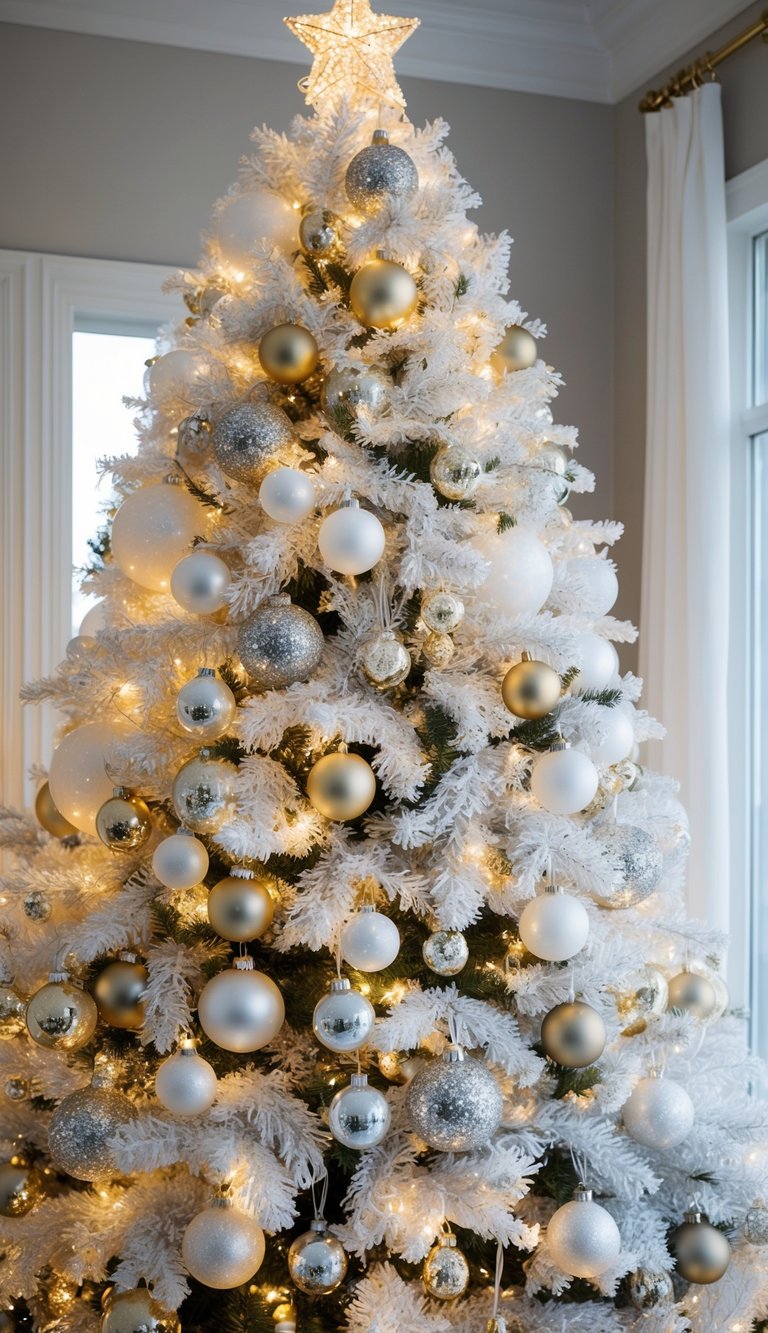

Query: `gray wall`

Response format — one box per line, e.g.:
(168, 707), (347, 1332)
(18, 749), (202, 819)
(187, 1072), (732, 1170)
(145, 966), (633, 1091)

(0, 22), (614, 520)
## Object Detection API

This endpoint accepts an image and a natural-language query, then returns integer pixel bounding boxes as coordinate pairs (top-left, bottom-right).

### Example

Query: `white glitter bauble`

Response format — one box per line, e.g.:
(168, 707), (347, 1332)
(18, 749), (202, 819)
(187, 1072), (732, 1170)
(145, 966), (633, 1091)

(152, 830), (209, 890)
(422, 1233), (470, 1300)
(518, 886), (589, 963)
(197, 959), (284, 1053)
(155, 1042), (218, 1116)
(345, 132), (418, 215)
(360, 630), (411, 689)
(176, 669), (236, 741)
(406, 1045), (503, 1152)
(420, 590), (464, 635)
(259, 467), (316, 523)
(340, 907), (400, 972)
(237, 597), (324, 690)
(622, 1073), (694, 1149)
(111, 480), (204, 593)
(49, 721), (125, 837)
(593, 823), (663, 908)
(569, 632), (619, 694)
(472, 526), (553, 618)
(48, 1083), (138, 1181)
(530, 742), (598, 815)
(312, 978), (374, 1052)
(172, 753), (236, 834)
(145, 349), (208, 408)
(568, 557), (619, 617)
(547, 1187), (621, 1278)
(288, 1219), (348, 1295)
(588, 708), (634, 766)
(744, 1201), (768, 1245)
(430, 445), (482, 501)
(328, 1073), (390, 1149)
(318, 502), (385, 575)
(422, 930), (469, 976)
(321, 365), (391, 417)
(182, 1198), (265, 1289)
(212, 402), (295, 487)
(171, 551), (231, 615)
(216, 189), (297, 269)
(627, 1267), (674, 1310)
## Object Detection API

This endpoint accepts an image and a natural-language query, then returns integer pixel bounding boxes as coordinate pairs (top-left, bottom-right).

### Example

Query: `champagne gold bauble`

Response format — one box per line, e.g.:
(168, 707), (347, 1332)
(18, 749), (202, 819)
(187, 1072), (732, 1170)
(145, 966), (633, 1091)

(35, 782), (78, 838)
(258, 323), (319, 385)
(288, 1219), (348, 1295)
(197, 958), (284, 1053)
(350, 256), (418, 329)
(378, 1050), (422, 1084)
(360, 630), (411, 689)
(666, 969), (717, 1020)
(94, 955), (148, 1031)
(430, 445), (482, 501)
(207, 870), (275, 942)
(172, 753), (236, 834)
(307, 751), (376, 821)
(490, 324), (538, 375)
(101, 1287), (180, 1333)
(420, 590), (464, 634)
(671, 1210), (730, 1284)
(422, 631), (455, 669)
(0, 1161), (44, 1216)
(501, 653), (561, 720)
(299, 208), (341, 257)
(541, 1000), (606, 1068)
(321, 365), (391, 417)
(26, 973), (98, 1051)
(95, 788), (152, 852)
(48, 1083), (138, 1181)
(422, 1233), (470, 1300)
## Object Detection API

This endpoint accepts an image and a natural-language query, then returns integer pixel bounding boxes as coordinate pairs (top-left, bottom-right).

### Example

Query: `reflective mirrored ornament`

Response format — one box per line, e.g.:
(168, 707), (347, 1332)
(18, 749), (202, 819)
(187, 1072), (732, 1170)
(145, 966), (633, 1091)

(627, 1267), (674, 1310)
(328, 1073), (390, 1149)
(593, 823), (663, 908)
(614, 964), (668, 1035)
(422, 929), (469, 976)
(288, 1219), (348, 1295)
(490, 324), (537, 374)
(430, 445), (482, 501)
(621, 1072), (694, 1149)
(518, 885), (589, 963)
(406, 1045), (503, 1152)
(155, 1038), (218, 1117)
(0, 1161), (44, 1217)
(360, 630), (411, 689)
(350, 256), (418, 329)
(177, 408), (213, 463)
(422, 631), (455, 669)
(198, 958), (284, 1053)
(24, 890), (51, 921)
(541, 1001), (606, 1068)
(212, 403), (295, 486)
(530, 741), (598, 816)
(94, 955), (148, 1031)
(547, 1185), (621, 1279)
(26, 973), (98, 1051)
(48, 1082), (138, 1181)
(171, 551), (231, 615)
(152, 830), (209, 890)
(502, 653), (561, 720)
(111, 479), (204, 593)
(420, 590), (464, 635)
(537, 441), (570, 503)
(207, 870), (274, 943)
(345, 131), (418, 215)
(35, 781), (78, 839)
(182, 1196), (266, 1289)
(299, 207), (341, 257)
(744, 1200), (768, 1245)
(172, 753), (236, 834)
(340, 907), (400, 972)
(307, 751), (376, 821)
(258, 323), (319, 385)
(671, 1209), (730, 1284)
(321, 365), (391, 417)
(312, 977), (374, 1052)
(237, 596), (324, 690)
(95, 788), (152, 852)
(176, 669), (236, 741)
(422, 1232), (470, 1300)
(101, 1286), (181, 1333)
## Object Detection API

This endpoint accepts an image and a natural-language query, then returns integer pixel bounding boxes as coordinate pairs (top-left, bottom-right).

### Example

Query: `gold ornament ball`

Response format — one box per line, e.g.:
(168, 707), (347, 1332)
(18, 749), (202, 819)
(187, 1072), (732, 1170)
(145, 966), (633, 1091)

(26, 975), (98, 1051)
(360, 630), (411, 689)
(207, 872), (275, 943)
(422, 1233), (470, 1300)
(491, 324), (538, 375)
(672, 1211), (731, 1285)
(0, 1161), (44, 1217)
(667, 969), (717, 1020)
(350, 257), (417, 330)
(258, 323), (319, 385)
(502, 654), (561, 720)
(541, 1000), (606, 1068)
(422, 631), (455, 669)
(421, 590), (464, 635)
(35, 782), (78, 839)
(306, 752), (376, 821)
(95, 789), (152, 852)
(101, 1287), (180, 1333)
(94, 957), (148, 1031)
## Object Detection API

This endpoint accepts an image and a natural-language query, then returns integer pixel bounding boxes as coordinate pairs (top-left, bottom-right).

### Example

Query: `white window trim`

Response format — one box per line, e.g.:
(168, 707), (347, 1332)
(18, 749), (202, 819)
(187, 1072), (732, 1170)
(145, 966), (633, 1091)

(726, 161), (768, 1036)
(0, 251), (180, 812)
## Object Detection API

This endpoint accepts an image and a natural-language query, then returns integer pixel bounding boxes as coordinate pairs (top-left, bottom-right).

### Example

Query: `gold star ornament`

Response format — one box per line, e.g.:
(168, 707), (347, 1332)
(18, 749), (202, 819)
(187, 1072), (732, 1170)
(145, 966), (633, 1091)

(285, 0), (419, 109)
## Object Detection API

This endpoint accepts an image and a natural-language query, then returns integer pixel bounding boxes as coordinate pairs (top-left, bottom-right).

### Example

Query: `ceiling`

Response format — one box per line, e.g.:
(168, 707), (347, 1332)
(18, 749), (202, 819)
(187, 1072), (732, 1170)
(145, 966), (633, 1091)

(0, 0), (752, 103)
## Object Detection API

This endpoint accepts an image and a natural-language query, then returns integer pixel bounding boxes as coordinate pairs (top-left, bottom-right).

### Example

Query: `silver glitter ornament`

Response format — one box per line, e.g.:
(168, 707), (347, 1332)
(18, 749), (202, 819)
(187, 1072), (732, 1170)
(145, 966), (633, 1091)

(182, 1195), (265, 1289)
(237, 596), (324, 690)
(312, 977), (375, 1052)
(95, 788), (152, 852)
(329, 1073), (390, 1149)
(345, 130), (419, 215)
(176, 668), (236, 740)
(172, 752), (236, 834)
(422, 930), (469, 976)
(48, 1082), (138, 1180)
(299, 208), (341, 257)
(671, 1209), (730, 1284)
(23, 890), (51, 921)
(101, 1286), (181, 1333)
(430, 445), (482, 501)
(321, 365), (391, 417)
(420, 590), (464, 634)
(26, 972), (98, 1051)
(593, 823), (663, 909)
(406, 1045), (503, 1152)
(288, 1218), (348, 1295)
(422, 1232), (470, 1300)
(360, 630), (411, 689)
(744, 1200), (768, 1244)
(212, 402), (295, 486)
(627, 1267), (674, 1310)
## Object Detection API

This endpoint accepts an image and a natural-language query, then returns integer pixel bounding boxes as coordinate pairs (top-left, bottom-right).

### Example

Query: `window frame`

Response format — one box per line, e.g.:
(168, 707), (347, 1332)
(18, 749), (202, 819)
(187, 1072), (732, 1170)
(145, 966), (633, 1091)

(0, 251), (179, 811)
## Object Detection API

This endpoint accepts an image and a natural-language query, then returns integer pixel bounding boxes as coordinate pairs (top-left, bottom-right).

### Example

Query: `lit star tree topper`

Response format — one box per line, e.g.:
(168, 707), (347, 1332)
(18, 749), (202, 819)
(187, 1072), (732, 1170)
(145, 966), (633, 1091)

(285, 0), (419, 109)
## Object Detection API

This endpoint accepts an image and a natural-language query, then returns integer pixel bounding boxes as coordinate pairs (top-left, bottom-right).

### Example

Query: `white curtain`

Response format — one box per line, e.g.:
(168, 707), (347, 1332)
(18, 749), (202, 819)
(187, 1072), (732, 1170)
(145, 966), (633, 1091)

(641, 83), (731, 933)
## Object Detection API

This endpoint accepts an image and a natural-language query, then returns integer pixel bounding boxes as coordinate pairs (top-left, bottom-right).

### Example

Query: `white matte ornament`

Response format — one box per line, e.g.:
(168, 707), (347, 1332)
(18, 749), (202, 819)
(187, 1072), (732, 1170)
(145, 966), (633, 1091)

(341, 907), (400, 972)
(259, 467), (316, 523)
(197, 959), (284, 1052)
(530, 742), (598, 815)
(216, 189), (297, 269)
(547, 1186), (621, 1278)
(570, 632), (619, 694)
(155, 1040), (218, 1116)
(111, 482), (204, 593)
(472, 526), (553, 618)
(621, 1073), (694, 1149)
(318, 501), (385, 575)
(329, 1073), (390, 1148)
(570, 557), (619, 616)
(588, 708), (635, 766)
(145, 349), (208, 407)
(152, 830), (209, 890)
(518, 886), (590, 962)
(176, 669), (236, 740)
(312, 978), (375, 1052)
(80, 601), (107, 636)
(182, 1198), (265, 1289)
(49, 721), (125, 837)
(171, 551), (231, 615)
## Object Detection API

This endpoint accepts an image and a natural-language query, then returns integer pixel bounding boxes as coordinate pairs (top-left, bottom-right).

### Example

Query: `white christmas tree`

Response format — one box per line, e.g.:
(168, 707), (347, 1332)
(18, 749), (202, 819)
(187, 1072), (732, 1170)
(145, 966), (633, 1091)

(1, 3), (767, 1331)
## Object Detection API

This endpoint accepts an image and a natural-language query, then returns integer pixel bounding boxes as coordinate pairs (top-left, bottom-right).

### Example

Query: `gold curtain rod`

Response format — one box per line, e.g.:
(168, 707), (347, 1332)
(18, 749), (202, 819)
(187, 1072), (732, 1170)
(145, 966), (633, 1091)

(639, 8), (768, 111)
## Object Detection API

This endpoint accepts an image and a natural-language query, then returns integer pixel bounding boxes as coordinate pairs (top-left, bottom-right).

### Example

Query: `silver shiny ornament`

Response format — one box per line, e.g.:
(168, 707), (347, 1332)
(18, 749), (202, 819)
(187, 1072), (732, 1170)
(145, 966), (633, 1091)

(0, 982), (26, 1040)
(182, 1196), (265, 1289)
(155, 1038), (218, 1117)
(430, 445), (482, 501)
(666, 969), (717, 1020)
(615, 964), (668, 1035)
(593, 823), (663, 909)
(95, 788), (152, 852)
(288, 1218), (348, 1295)
(422, 1232), (470, 1300)
(744, 1200), (768, 1244)
(48, 1082), (138, 1180)
(671, 1209), (731, 1284)
(237, 596), (324, 690)
(406, 1044), (503, 1152)
(345, 130), (419, 215)
(197, 957), (285, 1053)
(177, 408), (213, 462)
(329, 1073), (390, 1150)
(212, 402), (295, 486)
(360, 630), (411, 689)
(537, 441), (570, 503)
(101, 1286), (181, 1333)
(0, 1161), (44, 1216)
(26, 972), (98, 1051)
(627, 1267), (675, 1310)
(176, 668), (237, 740)
(170, 550), (231, 616)
(172, 752), (236, 834)
(299, 208), (341, 257)
(541, 1000), (606, 1069)
(420, 590), (464, 635)
(422, 929), (469, 976)
(312, 977), (375, 1052)
(4, 1076), (30, 1101)
(321, 365), (391, 418)
(23, 890), (52, 921)
(94, 954), (148, 1031)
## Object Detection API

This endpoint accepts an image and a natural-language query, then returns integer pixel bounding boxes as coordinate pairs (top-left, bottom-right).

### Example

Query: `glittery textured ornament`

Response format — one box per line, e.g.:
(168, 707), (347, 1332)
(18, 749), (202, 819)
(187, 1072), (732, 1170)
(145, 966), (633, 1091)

(0, 1161), (43, 1216)
(26, 973), (98, 1051)
(35, 781), (78, 838)
(490, 324), (538, 375)
(422, 1233), (469, 1300)
(321, 365), (391, 416)
(346, 131), (418, 215)
(198, 958), (284, 1053)
(744, 1200), (768, 1244)
(207, 870), (275, 942)
(328, 1073), (390, 1148)
(666, 969), (717, 1019)
(176, 669), (236, 740)
(212, 403), (295, 486)
(430, 444), (482, 501)
(312, 977), (375, 1052)
(23, 890), (52, 921)
(593, 822), (663, 908)
(0, 983), (25, 1040)
(422, 929), (469, 976)
(101, 1287), (180, 1333)
(182, 1196), (265, 1289)
(299, 208), (341, 256)
(258, 323), (319, 385)
(502, 653), (561, 720)
(94, 955), (148, 1031)
(48, 1083), (138, 1180)
(615, 964), (668, 1035)
(621, 1072), (694, 1149)
(547, 1186), (621, 1278)
(406, 1045), (503, 1152)
(172, 753), (236, 834)
(360, 630), (411, 688)
(422, 631), (455, 669)
(350, 256), (418, 329)
(627, 1267), (674, 1310)
(285, 0), (419, 111)
(541, 1000), (606, 1068)
(95, 789), (152, 852)
(288, 1218), (348, 1295)
(671, 1209), (730, 1284)
(420, 590), (464, 634)
(237, 596), (324, 690)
